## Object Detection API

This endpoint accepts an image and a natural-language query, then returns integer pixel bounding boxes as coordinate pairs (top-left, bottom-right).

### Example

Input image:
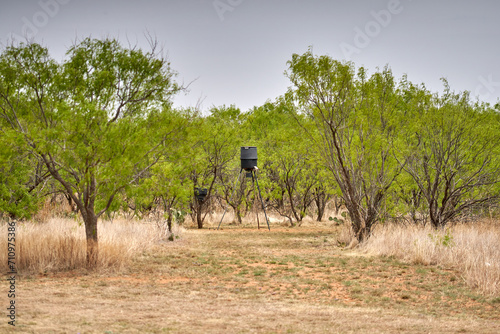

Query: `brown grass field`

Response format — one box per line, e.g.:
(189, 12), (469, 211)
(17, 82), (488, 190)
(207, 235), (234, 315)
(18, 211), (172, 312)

(1, 216), (500, 333)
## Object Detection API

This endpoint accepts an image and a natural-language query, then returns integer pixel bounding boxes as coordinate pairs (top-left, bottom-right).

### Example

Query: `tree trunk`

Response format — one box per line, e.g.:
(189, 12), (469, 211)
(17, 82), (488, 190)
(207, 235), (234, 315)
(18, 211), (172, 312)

(83, 211), (98, 267)
(41, 153), (102, 268)
(316, 202), (325, 222)
(288, 189), (302, 223)
(429, 205), (443, 229)
(65, 193), (74, 212)
(333, 197), (343, 216)
(314, 190), (327, 222)
(236, 206), (242, 224)
(196, 202), (203, 229)
(162, 197), (175, 233)
(342, 195), (367, 243)
(167, 214), (173, 233)
(351, 191), (384, 242)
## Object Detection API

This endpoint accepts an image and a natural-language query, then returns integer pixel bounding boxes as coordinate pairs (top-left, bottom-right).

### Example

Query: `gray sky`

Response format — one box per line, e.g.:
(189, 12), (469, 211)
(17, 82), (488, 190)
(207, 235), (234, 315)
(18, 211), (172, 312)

(1, 0), (499, 112)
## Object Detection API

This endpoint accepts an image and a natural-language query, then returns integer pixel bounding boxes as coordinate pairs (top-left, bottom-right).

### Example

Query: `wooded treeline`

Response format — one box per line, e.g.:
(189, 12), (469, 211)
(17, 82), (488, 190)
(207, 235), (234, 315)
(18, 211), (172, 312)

(1, 39), (500, 263)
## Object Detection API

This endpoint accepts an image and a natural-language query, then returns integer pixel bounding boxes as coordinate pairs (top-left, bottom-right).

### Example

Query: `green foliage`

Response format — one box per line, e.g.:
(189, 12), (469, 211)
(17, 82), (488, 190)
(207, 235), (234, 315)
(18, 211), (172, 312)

(0, 159), (40, 219)
(332, 217), (344, 225)
(0, 123), (44, 219)
(428, 230), (455, 248)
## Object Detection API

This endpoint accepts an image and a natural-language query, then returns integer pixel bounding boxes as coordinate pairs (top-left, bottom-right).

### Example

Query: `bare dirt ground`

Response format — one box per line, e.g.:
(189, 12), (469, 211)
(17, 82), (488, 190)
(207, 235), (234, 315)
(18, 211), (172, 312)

(3, 226), (500, 333)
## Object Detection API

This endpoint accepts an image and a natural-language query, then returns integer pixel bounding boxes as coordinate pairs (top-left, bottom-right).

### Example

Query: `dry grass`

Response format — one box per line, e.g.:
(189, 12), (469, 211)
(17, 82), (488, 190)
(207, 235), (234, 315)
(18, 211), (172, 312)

(361, 220), (500, 296)
(197, 210), (289, 229)
(0, 217), (180, 273)
(203, 205), (348, 230)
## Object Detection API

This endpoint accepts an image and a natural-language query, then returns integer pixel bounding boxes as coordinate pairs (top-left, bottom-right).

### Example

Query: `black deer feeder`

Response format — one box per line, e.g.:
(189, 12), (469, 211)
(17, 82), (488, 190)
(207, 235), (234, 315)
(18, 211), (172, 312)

(218, 146), (270, 230)
(241, 146), (258, 170)
(195, 187), (208, 203)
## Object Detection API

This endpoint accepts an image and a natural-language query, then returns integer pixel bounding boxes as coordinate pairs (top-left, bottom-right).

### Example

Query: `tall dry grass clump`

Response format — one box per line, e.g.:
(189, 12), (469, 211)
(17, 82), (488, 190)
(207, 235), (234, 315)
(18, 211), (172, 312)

(0, 217), (173, 274)
(361, 221), (500, 296)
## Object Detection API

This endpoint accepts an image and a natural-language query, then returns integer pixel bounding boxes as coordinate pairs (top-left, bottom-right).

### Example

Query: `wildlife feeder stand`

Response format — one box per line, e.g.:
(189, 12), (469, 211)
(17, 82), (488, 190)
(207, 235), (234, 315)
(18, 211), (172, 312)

(217, 146), (270, 231)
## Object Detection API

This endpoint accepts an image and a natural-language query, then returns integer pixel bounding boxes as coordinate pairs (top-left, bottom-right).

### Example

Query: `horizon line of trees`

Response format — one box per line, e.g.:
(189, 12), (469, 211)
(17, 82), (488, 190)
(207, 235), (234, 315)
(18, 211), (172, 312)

(2, 39), (500, 264)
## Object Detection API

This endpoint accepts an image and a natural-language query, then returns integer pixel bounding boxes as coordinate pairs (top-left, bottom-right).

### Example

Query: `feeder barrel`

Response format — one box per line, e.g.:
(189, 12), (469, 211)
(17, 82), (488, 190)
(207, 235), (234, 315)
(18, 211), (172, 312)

(241, 146), (257, 169)
(241, 146), (257, 160)
(195, 187), (208, 202)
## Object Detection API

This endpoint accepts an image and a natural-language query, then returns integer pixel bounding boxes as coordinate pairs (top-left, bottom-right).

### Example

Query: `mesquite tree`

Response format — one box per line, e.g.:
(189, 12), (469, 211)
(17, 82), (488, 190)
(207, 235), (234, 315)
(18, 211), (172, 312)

(401, 82), (500, 228)
(0, 38), (181, 265)
(285, 50), (403, 241)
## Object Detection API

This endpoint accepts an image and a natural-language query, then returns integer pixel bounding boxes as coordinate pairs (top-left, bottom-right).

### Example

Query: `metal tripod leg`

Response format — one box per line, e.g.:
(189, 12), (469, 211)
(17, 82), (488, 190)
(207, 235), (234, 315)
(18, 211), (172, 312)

(251, 172), (261, 229)
(252, 169), (271, 231)
(217, 168), (242, 230)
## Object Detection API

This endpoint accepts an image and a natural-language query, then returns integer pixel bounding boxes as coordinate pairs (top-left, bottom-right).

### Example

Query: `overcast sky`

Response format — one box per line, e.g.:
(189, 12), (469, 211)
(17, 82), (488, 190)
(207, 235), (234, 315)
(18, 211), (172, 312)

(1, 0), (499, 112)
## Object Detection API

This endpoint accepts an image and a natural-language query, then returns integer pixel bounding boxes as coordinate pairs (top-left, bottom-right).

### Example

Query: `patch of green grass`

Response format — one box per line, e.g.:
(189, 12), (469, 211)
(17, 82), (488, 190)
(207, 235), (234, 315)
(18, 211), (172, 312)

(253, 268), (267, 276)
(237, 269), (249, 276)
(416, 267), (428, 275)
